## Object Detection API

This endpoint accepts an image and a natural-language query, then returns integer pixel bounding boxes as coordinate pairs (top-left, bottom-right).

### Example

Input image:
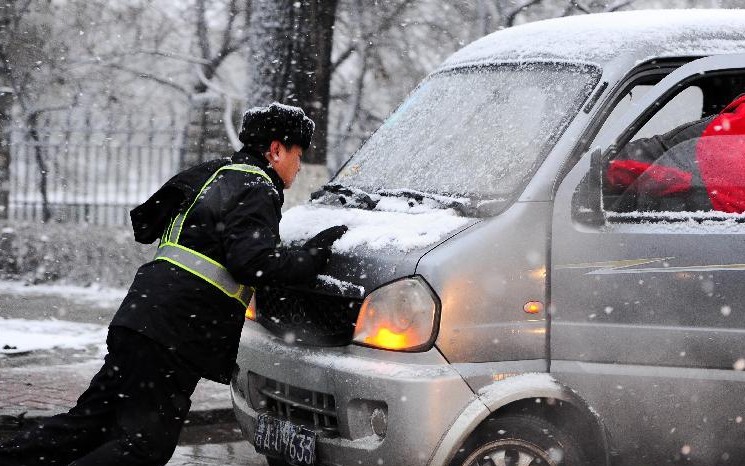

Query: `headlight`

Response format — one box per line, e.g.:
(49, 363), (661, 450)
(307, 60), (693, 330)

(352, 276), (440, 352)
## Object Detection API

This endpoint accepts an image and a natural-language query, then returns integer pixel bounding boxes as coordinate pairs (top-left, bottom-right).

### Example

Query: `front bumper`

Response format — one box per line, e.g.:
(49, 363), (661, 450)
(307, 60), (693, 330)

(231, 320), (476, 466)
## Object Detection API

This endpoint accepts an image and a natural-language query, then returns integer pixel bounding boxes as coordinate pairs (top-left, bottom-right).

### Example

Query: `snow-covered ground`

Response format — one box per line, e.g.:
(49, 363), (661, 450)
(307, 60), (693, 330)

(0, 280), (125, 356)
(0, 318), (108, 355)
(0, 281), (126, 309)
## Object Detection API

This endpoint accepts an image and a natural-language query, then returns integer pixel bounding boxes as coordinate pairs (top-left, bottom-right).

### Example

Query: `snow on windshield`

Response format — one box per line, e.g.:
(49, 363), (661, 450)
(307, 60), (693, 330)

(280, 201), (471, 253)
(334, 63), (599, 200)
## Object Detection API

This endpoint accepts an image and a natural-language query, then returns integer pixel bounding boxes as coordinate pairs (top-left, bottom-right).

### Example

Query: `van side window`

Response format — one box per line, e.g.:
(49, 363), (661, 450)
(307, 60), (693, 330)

(602, 81), (745, 219)
(630, 87), (703, 141)
(590, 85), (651, 148)
(589, 84), (702, 150)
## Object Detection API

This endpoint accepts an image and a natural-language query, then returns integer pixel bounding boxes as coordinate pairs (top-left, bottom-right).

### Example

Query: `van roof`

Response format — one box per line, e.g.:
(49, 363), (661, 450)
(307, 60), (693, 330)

(440, 9), (745, 70)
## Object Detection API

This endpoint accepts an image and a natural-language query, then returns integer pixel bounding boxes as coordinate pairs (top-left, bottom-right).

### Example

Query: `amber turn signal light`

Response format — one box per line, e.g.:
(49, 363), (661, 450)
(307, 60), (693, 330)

(524, 301), (543, 314)
(245, 295), (257, 320)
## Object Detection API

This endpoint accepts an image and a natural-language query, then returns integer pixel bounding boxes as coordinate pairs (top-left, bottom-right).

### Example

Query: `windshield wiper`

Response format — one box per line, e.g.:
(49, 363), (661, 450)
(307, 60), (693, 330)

(376, 188), (474, 216)
(310, 183), (379, 210)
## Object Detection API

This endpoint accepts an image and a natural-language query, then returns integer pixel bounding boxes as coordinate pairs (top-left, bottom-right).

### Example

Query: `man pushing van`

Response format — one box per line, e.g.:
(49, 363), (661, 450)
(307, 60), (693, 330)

(0, 102), (347, 466)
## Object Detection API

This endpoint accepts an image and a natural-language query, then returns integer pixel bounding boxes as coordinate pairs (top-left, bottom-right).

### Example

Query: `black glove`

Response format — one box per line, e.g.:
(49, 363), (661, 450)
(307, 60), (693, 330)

(303, 225), (348, 272)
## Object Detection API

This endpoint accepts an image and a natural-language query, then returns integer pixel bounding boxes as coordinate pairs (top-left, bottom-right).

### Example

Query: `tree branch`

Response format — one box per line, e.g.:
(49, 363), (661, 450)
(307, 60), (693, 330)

(211, 33), (251, 68)
(568, 0), (592, 14)
(217, 0), (239, 60)
(416, 20), (465, 43)
(502, 0), (545, 27)
(105, 63), (190, 96)
(335, 0), (367, 149)
(331, 0), (417, 73)
(223, 95), (242, 151)
(26, 102), (77, 120)
(194, 64), (245, 100)
(561, 1), (576, 16)
(196, 0), (212, 61)
(68, 48), (212, 68)
(17, 0), (33, 17)
(206, 0), (251, 80)
(604, 0), (636, 12)
(0, 48), (30, 113)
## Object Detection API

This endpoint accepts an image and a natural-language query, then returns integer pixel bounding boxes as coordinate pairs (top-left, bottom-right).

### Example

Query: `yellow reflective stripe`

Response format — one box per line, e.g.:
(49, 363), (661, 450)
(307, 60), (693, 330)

(222, 163), (272, 182)
(164, 214), (177, 243)
(172, 164), (270, 244)
(155, 242), (253, 306)
(155, 243), (251, 298)
(154, 163), (269, 307)
(172, 169), (224, 244)
(159, 241), (226, 271)
(156, 256), (250, 307)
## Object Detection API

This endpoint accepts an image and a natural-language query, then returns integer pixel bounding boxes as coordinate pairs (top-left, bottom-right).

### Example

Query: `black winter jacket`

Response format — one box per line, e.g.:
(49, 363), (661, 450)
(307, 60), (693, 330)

(110, 149), (316, 383)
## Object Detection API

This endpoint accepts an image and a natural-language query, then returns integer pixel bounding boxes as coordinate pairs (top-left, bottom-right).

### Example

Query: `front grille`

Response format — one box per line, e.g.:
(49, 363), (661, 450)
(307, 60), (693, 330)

(255, 285), (362, 346)
(251, 373), (339, 436)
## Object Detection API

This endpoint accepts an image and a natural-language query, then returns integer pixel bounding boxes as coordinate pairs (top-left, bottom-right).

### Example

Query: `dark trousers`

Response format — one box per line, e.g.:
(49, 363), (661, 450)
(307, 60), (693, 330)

(0, 327), (200, 466)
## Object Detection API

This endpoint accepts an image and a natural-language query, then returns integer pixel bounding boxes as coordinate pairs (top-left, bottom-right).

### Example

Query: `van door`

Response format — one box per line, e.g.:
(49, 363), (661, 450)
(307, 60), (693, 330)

(551, 54), (745, 466)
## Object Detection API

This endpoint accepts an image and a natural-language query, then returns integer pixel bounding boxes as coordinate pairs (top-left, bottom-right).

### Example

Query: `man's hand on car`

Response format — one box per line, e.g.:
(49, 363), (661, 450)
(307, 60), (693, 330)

(303, 225), (348, 272)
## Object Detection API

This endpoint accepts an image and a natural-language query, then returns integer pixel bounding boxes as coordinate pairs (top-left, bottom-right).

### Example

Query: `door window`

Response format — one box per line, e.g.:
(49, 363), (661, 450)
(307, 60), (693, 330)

(599, 74), (745, 220)
(590, 85), (703, 148)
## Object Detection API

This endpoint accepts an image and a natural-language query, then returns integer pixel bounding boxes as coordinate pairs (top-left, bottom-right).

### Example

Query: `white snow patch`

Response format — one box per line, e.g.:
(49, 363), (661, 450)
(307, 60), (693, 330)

(280, 204), (471, 253)
(0, 281), (126, 309)
(257, 335), (454, 379)
(478, 372), (560, 394)
(317, 275), (365, 297)
(477, 373), (561, 402)
(312, 353), (452, 379)
(374, 191), (470, 214)
(0, 318), (107, 355)
(604, 211), (745, 234)
(443, 10), (745, 68)
(321, 434), (382, 450)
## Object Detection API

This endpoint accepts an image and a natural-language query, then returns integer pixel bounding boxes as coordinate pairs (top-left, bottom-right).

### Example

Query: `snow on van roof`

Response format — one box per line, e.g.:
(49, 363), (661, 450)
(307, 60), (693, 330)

(442, 9), (745, 69)
(280, 201), (472, 253)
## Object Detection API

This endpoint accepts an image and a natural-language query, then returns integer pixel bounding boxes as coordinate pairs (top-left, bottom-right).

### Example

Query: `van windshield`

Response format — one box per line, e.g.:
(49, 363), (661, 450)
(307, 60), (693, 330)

(334, 62), (600, 207)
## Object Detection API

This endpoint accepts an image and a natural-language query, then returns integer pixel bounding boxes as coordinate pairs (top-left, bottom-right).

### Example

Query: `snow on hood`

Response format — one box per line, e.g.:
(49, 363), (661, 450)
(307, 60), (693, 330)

(280, 200), (472, 253)
(442, 9), (745, 69)
(0, 318), (107, 355)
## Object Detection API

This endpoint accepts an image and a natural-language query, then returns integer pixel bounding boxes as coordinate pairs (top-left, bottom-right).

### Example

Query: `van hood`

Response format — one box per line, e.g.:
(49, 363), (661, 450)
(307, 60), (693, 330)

(279, 202), (476, 299)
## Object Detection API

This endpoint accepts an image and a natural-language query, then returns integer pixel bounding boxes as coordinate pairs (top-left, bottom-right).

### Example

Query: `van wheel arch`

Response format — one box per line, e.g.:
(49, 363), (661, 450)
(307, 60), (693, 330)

(448, 397), (609, 466)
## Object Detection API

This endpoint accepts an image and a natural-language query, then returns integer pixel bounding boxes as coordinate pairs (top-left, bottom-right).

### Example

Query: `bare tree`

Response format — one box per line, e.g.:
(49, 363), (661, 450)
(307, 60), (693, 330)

(0, 1), (78, 221)
(185, 0), (253, 164)
(246, 0), (339, 165)
(82, 0), (254, 165)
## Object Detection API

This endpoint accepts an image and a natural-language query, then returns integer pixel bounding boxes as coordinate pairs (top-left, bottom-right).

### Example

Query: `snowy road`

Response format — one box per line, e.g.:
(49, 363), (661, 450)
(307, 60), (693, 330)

(0, 281), (271, 465)
(168, 421), (269, 465)
(170, 442), (267, 466)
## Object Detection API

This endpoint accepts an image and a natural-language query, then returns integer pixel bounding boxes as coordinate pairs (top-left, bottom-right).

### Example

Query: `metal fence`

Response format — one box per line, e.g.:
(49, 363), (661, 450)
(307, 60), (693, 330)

(8, 117), (185, 225)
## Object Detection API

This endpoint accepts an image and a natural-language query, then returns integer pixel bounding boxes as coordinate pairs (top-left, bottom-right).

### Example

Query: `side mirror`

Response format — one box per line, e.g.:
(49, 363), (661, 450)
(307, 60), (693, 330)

(572, 147), (605, 226)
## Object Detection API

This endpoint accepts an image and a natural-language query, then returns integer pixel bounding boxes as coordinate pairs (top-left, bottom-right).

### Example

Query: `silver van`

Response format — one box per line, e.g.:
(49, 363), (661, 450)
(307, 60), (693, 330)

(231, 10), (745, 466)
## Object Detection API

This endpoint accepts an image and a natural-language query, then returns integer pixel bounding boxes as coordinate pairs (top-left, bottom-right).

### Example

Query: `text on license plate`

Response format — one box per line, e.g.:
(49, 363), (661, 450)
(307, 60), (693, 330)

(254, 413), (317, 466)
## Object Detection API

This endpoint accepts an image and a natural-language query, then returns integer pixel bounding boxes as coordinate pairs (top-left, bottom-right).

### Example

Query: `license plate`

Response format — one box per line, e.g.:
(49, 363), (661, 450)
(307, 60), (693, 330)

(254, 413), (317, 466)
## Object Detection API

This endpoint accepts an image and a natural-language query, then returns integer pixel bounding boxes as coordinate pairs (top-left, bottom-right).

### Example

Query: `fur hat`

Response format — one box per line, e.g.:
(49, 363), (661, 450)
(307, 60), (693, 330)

(239, 102), (315, 150)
